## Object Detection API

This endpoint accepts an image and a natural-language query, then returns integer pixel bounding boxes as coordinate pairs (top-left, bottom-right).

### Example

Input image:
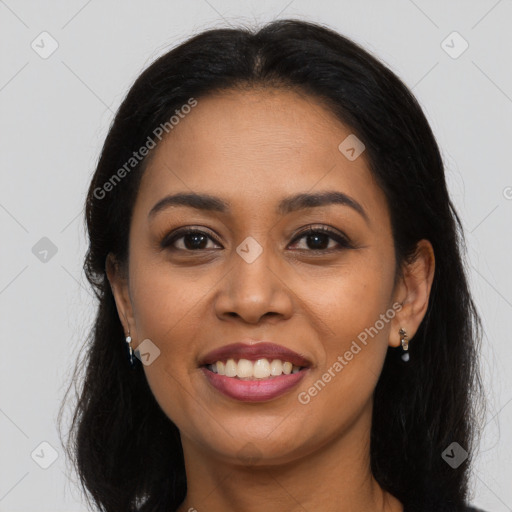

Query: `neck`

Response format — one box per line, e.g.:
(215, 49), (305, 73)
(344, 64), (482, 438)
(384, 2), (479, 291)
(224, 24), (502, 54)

(176, 402), (403, 512)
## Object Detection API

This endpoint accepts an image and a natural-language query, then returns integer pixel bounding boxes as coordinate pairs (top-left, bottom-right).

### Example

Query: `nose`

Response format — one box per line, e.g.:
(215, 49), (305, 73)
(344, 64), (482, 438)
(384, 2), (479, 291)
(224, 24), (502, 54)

(213, 243), (294, 325)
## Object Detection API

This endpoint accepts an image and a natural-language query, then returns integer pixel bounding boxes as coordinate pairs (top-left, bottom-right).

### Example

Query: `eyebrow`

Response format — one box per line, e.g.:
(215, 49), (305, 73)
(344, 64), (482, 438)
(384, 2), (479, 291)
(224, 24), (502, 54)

(148, 190), (369, 223)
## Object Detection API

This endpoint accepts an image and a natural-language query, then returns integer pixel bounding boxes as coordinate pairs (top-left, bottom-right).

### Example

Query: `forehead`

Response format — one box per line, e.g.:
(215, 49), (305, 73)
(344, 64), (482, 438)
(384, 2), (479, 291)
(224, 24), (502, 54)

(135, 87), (388, 223)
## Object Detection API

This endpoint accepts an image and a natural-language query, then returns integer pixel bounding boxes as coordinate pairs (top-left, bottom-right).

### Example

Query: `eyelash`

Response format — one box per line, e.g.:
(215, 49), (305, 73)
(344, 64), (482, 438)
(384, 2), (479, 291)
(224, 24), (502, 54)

(160, 225), (353, 253)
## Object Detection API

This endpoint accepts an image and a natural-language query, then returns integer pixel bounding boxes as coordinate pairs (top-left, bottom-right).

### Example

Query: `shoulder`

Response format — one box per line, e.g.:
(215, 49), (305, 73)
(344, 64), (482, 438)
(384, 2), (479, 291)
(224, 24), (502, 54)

(466, 507), (489, 512)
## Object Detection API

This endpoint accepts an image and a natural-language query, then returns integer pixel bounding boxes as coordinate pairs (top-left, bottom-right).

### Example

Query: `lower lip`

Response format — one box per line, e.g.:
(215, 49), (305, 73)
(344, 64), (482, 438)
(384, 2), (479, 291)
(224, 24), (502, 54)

(201, 367), (309, 402)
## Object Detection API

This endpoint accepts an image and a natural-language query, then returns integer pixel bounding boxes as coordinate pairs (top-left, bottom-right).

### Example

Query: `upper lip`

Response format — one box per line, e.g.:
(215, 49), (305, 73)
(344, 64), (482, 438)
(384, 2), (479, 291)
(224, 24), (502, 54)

(199, 342), (312, 368)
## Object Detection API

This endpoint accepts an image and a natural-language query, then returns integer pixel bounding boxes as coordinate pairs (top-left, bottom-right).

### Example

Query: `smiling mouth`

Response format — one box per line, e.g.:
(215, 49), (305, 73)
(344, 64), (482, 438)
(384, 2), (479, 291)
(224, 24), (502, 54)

(202, 357), (306, 380)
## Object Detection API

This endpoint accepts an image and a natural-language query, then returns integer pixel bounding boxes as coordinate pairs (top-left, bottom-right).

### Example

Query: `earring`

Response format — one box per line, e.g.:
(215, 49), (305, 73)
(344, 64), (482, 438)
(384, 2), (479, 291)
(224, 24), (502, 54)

(125, 332), (137, 369)
(399, 327), (409, 362)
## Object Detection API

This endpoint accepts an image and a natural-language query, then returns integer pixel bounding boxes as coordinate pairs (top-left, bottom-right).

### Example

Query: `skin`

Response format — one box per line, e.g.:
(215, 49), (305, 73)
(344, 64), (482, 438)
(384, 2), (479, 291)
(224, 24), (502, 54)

(107, 87), (435, 512)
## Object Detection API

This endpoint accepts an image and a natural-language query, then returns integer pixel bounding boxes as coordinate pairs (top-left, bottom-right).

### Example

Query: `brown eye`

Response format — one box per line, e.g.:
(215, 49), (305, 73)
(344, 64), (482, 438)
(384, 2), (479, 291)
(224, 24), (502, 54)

(161, 229), (221, 251)
(289, 226), (352, 252)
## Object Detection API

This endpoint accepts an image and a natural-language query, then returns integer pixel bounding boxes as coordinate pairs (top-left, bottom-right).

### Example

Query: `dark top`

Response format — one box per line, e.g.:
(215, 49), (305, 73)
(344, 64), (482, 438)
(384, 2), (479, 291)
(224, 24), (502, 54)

(404, 506), (487, 512)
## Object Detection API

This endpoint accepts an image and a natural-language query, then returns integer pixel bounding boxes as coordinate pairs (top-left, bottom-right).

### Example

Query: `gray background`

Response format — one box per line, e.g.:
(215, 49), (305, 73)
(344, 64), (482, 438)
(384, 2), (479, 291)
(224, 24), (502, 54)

(1, 1), (511, 511)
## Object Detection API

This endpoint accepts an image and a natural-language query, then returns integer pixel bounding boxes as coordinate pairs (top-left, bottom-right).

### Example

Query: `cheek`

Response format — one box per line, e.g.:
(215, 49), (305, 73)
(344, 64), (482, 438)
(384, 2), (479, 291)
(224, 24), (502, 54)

(302, 253), (395, 394)
(128, 262), (208, 426)
(308, 252), (395, 340)
(129, 254), (206, 342)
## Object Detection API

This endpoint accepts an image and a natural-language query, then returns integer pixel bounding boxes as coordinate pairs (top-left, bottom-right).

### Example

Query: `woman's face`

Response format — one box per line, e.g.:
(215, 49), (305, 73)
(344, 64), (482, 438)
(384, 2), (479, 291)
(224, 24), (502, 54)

(111, 88), (413, 465)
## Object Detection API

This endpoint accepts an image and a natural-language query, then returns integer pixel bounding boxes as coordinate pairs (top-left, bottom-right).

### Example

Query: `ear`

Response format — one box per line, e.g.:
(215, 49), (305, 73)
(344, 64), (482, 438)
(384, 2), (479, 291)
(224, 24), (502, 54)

(105, 253), (137, 339)
(389, 239), (435, 347)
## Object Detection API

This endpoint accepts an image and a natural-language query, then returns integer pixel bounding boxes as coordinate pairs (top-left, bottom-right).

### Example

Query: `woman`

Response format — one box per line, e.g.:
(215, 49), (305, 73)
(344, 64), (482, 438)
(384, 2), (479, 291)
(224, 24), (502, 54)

(60, 19), (488, 512)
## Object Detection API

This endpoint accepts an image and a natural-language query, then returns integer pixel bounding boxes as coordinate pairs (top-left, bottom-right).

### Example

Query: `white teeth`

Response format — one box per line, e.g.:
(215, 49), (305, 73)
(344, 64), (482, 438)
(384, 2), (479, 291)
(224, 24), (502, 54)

(225, 359), (237, 377)
(270, 359), (283, 376)
(237, 359), (253, 378)
(207, 358), (304, 379)
(253, 359), (271, 379)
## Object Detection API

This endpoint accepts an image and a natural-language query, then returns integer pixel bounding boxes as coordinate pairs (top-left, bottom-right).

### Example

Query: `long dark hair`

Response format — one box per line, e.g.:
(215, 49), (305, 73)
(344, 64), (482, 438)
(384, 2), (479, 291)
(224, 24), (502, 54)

(58, 19), (485, 512)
